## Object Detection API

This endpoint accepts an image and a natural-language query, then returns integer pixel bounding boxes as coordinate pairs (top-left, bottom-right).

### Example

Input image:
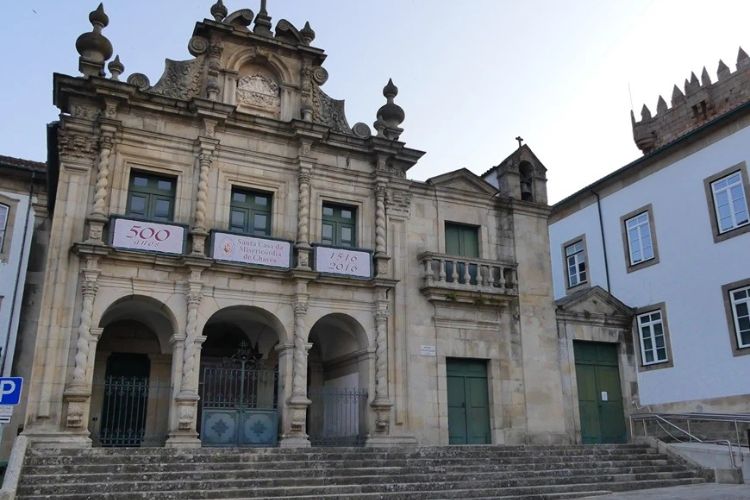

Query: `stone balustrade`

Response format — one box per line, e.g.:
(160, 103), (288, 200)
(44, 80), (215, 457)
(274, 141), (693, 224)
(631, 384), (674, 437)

(418, 252), (518, 302)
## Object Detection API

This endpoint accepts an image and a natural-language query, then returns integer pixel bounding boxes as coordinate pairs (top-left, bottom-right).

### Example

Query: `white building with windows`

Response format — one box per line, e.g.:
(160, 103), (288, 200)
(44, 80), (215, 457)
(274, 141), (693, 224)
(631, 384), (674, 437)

(549, 51), (750, 425)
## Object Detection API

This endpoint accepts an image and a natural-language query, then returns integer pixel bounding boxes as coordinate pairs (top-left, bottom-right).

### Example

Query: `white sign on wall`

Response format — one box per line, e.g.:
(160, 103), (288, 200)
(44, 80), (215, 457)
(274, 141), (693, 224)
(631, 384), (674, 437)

(212, 232), (291, 269)
(315, 246), (372, 278)
(420, 345), (437, 357)
(111, 218), (185, 255)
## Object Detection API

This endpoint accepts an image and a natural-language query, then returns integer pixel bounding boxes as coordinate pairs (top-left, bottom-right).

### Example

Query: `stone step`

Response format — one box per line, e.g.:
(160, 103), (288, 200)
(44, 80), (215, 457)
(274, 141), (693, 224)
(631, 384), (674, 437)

(23, 450), (667, 467)
(24, 443), (652, 458)
(19, 463), (691, 486)
(15, 477), (706, 500)
(20, 457), (679, 478)
(16, 470), (701, 497)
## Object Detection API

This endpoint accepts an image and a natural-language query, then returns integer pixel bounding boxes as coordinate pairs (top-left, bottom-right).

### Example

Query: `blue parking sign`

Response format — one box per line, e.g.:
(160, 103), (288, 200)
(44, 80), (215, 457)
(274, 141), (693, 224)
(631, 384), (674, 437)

(0, 378), (23, 405)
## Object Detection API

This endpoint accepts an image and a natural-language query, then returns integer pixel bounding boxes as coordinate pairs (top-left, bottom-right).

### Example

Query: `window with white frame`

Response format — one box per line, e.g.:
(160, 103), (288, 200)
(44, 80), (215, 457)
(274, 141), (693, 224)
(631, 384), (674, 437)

(637, 310), (669, 365)
(0, 204), (8, 252)
(710, 171), (749, 234)
(729, 285), (750, 349)
(625, 211), (654, 265)
(564, 239), (587, 288)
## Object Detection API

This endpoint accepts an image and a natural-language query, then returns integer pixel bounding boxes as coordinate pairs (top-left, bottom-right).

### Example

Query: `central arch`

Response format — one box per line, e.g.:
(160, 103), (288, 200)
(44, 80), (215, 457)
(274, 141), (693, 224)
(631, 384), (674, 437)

(307, 313), (370, 446)
(198, 306), (285, 447)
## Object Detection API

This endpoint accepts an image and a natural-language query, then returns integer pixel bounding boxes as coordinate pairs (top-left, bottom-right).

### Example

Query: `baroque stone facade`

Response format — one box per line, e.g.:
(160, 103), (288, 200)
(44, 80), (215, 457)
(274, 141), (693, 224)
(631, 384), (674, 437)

(21, 2), (568, 450)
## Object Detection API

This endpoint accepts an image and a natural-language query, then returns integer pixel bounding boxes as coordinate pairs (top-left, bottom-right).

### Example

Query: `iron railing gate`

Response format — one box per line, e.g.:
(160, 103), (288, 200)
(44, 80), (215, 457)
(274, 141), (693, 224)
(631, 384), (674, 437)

(308, 387), (368, 446)
(199, 342), (279, 446)
(99, 375), (149, 447)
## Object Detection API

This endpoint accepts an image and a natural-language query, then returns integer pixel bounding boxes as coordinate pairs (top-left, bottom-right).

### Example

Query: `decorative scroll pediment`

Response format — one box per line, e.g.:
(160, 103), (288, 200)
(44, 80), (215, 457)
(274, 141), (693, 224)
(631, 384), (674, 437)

(149, 58), (205, 100)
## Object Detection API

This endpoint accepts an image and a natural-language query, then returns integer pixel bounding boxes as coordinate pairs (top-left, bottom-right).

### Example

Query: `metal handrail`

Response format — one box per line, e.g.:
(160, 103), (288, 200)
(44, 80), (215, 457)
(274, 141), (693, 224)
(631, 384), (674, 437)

(630, 412), (740, 469)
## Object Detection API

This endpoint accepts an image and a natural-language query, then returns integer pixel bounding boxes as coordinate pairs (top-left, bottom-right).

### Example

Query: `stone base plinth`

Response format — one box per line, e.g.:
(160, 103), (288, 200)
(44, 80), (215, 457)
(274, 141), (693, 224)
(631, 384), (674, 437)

(165, 434), (201, 448)
(364, 434), (418, 448)
(278, 435), (311, 448)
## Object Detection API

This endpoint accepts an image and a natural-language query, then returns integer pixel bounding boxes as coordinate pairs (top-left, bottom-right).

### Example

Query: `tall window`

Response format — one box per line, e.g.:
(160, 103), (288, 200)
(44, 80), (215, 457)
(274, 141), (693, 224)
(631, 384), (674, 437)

(564, 238), (587, 289)
(705, 165), (750, 242)
(636, 310), (669, 365)
(729, 285), (750, 350)
(621, 205), (659, 272)
(711, 171), (749, 234)
(445, 223), (479, 258)
(126, 172), (176, 222)
(229, 188), (272, 236)
(321, 203), (356, 247)
(0, 204), (8, 252)
(445, 222), (479, 284)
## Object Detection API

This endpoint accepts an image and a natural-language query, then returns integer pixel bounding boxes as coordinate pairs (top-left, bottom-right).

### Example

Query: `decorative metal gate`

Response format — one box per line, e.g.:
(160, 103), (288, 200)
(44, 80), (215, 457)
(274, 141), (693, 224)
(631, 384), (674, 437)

(308, 387), (368, 446)
(99, 375), (149, 447)
(199, 341), (279, 446)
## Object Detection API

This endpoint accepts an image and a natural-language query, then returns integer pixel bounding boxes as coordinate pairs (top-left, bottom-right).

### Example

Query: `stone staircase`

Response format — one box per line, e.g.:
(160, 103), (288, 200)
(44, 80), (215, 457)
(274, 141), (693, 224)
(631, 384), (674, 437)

(15, 443), (710, 499)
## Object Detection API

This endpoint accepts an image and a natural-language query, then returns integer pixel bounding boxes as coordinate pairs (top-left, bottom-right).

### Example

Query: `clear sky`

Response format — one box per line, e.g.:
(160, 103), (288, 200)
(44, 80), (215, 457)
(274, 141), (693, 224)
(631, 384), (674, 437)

(2, 1), (749, 202)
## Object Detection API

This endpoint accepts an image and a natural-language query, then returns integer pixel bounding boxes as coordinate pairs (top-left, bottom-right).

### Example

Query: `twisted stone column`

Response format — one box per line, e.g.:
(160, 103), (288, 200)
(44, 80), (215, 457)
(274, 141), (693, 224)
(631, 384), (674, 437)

(180, 290), (202, 394)
(296, 168), (312, 268)
(375, 184), (386, 255)
(91, 133), (113, 217)
(291, 300), (308, 398)
(193, 153), (212, 233)
(71, 279), (98, 385)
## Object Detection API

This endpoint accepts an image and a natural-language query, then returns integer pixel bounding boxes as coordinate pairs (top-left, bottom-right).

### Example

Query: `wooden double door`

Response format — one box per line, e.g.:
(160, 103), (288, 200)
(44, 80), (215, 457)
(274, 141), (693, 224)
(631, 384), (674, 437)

(574, 341), (627, 444)
(447, 358), (490, 444)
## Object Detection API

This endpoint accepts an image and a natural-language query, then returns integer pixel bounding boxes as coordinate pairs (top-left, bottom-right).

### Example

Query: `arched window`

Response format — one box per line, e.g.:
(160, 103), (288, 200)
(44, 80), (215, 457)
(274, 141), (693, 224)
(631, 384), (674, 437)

(519, 162), (534, 202)
(0, 203), (8, 252)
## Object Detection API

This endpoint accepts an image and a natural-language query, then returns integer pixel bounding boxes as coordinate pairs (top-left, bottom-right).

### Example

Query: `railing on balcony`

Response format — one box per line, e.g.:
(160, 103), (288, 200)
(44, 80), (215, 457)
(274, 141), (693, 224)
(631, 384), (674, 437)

(418, 252), (518, 299)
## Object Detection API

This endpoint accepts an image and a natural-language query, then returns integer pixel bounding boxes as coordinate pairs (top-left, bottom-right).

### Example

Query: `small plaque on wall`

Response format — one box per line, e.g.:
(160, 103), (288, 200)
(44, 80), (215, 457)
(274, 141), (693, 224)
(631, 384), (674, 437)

(420, 345), (437, 357)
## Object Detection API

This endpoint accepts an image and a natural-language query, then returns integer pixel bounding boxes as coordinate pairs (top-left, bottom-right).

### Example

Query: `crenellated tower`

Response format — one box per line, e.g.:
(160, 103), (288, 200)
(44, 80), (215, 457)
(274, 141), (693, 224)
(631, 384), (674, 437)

(632, 47), (750, 154)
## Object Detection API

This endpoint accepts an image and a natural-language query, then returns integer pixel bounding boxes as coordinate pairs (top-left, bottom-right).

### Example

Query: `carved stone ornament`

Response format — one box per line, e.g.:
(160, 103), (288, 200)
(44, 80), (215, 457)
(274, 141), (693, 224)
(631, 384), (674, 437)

(66, 400), (86, 428)
(127, 73), (151, 91)
(237, 74), (280, 110)
(188, 36), (209, 56)
(311, 66), (328, 85)
(71, 105), (99, 121)
(312, 87), (352, 135)
(150, 59), (204, 101)
(58, 130), (95, 160)
(352, 122), (372, 139)
(177, 402), (195, 430)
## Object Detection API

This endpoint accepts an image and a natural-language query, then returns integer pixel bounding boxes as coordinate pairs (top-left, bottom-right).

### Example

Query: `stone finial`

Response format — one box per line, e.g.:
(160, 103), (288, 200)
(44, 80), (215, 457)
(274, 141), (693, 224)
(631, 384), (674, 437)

(717, 59), (730, 80)
(671, 84), (685, 106)
(210, 0), (227, 22)
(700, 66), (711, 86)
(254, 0), (273, 37)
(300, 21), (316, 45)
(685, 72), (700, 94)
(640, 104), (652, 121)
(738, 47), (750, 70)
(108, 54), (124, 80)
(373, 78), (405, 140)
(656, 95), (667, 114)
(75, 3), (113, 77)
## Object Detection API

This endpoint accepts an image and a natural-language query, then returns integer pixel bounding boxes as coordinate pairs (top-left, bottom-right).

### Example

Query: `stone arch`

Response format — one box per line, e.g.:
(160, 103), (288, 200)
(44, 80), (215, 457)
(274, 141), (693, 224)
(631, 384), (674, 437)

(306, 313), (371, 445)
(225, 49), (294, 84)
(90, 295), (175, 447)
(97, 294), (178, 355)
(519, 161), (534, 202)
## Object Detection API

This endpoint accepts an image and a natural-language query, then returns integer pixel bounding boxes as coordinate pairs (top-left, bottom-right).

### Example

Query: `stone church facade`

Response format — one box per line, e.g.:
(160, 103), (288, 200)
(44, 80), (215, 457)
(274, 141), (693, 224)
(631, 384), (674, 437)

(22, 2), (568, 449)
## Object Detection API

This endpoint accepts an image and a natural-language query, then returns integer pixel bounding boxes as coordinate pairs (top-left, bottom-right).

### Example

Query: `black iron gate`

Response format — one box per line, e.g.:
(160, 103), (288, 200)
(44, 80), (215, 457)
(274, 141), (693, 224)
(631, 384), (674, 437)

(308, 387), (368, 446)
(99, 375), (149, 447)
(199, 341), (279, 446)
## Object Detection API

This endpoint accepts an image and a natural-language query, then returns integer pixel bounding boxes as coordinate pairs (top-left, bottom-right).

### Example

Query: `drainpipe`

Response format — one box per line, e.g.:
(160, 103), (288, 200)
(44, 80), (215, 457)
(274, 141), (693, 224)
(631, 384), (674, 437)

(591, 189), (611, 292)
(2, 172), (35, 375)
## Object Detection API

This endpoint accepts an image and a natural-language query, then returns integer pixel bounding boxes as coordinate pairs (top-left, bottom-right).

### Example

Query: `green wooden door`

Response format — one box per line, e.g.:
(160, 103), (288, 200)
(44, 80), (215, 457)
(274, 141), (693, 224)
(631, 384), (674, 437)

(447, 358), (490, 444)
(573, 341), (627, 444)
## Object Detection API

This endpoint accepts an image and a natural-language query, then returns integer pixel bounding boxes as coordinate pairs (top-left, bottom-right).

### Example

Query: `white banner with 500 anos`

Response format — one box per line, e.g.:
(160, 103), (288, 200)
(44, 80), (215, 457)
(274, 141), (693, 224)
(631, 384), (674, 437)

(111, 218), (185, 254)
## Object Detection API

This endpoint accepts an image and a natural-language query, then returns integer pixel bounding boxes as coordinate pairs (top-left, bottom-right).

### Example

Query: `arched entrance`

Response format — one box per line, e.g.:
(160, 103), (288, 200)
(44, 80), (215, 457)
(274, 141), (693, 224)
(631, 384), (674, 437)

(90, 296), (174, 447)
(198, 306), (283, 447)
(307, 313), (370, 446)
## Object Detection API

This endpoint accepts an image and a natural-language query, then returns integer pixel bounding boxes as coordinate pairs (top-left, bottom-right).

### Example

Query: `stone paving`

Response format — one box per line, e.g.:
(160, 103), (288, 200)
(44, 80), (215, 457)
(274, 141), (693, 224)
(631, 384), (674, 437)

(583, 483), (750, 499)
